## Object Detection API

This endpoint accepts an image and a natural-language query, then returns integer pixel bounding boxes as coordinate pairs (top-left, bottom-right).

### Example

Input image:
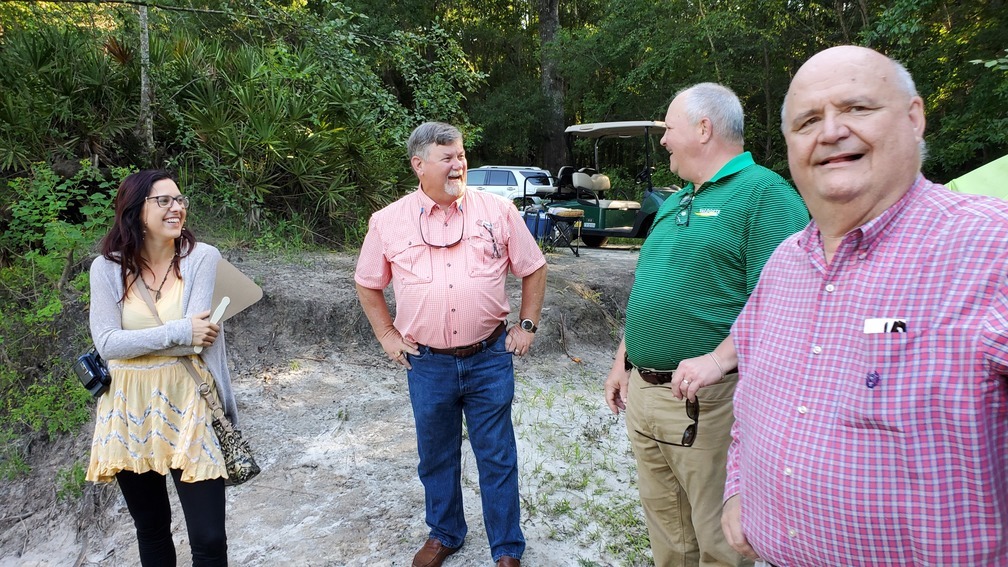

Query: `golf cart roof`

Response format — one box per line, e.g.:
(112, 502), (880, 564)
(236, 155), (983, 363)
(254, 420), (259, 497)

(564, 121), (667, 139)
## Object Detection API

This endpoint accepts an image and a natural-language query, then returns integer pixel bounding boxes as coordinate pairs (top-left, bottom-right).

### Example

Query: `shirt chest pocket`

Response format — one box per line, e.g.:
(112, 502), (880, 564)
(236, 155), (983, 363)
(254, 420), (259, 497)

(389, 242), (433, 285)
(466, 229), (508, 278)
(837, 332), (913, 432)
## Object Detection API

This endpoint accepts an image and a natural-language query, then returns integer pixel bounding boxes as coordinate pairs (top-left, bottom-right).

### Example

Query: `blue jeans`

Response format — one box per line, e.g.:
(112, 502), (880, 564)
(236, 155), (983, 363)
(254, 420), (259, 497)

(406, 331), (525, 562)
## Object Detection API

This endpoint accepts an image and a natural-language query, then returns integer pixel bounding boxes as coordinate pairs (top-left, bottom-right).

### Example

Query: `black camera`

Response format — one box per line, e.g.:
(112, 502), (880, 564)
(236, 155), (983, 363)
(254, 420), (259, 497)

(74, 347), (111, 398)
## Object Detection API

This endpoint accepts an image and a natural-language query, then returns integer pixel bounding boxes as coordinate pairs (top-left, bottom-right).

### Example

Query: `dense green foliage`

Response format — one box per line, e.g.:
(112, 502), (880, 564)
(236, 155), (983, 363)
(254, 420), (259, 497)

(342, 0), (1008, 192)
(0, 2), (486, 474)
(0, 163), (125, 477)
(0, 0), (1005, 478)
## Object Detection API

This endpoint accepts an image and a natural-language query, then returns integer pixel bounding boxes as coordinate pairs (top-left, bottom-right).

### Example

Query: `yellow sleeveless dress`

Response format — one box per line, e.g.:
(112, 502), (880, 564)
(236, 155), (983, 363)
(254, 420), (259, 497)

(86, 280), (227, 483)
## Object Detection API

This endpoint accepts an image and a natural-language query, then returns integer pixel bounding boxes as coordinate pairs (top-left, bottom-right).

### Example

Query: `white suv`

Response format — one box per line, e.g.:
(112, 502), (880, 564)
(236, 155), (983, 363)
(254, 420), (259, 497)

(467, 166), (554, 206)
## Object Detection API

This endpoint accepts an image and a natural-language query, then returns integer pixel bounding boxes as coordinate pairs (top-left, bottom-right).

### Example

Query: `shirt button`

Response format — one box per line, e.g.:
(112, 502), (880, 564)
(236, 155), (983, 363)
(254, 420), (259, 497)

(453, 330), (457, 335)
(812, 345), (822, 355)
(449, 284), (453, 288)
(825, 283), (835, 292)
(447, 262), (452, 267)
(858, 251), (867, 259)
(798, 405), (808, 414)
(788, 528), (798, 538)
(784, 467), (793, 476)
(451, 308), (456, 312)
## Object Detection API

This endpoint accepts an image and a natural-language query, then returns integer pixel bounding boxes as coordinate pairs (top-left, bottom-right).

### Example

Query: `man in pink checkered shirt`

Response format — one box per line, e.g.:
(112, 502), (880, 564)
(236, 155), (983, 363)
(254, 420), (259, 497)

(716, 46), (1008, 565)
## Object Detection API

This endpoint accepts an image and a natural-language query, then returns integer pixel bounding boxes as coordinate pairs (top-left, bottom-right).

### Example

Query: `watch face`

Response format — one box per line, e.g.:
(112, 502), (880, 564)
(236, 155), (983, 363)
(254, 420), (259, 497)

(521, 319), (535, 331)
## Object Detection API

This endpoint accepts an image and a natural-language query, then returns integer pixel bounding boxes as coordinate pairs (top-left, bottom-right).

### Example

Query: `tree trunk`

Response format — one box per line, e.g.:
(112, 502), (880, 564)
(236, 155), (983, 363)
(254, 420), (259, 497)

(696, 0), (722, 82)
(835, 0), (850, 43)
(538, 0), (565, 174)
(138, 5), (154, 162)
(762, 44), (773, 160)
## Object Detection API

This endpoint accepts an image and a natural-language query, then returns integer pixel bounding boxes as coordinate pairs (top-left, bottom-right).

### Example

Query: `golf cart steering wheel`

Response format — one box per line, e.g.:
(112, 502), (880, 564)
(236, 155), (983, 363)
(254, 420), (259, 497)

(635, 166), (655, 184)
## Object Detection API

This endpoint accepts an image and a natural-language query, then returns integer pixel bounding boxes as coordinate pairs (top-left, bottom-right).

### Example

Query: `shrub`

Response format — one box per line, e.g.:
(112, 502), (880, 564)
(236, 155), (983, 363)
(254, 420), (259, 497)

(0, 163), (130, 476)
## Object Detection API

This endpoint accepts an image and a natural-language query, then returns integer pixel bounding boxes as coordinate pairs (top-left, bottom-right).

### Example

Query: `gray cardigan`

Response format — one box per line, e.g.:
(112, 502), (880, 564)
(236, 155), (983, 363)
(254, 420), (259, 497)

(89, 243), (239, 426)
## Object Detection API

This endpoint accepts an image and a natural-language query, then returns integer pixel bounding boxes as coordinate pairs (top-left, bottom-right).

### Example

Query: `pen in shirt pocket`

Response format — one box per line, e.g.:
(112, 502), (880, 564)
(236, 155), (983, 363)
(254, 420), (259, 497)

(863, 317), (907, 334)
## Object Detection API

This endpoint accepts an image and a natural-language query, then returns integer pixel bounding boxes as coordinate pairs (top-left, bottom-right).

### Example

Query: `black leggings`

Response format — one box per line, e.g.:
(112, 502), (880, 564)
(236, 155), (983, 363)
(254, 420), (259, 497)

(116, 469), (228, 567)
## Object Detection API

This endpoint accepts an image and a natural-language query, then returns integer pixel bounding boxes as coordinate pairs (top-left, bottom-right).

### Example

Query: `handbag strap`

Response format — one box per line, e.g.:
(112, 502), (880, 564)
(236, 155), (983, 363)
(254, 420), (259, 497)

(134, 280), (236, 433)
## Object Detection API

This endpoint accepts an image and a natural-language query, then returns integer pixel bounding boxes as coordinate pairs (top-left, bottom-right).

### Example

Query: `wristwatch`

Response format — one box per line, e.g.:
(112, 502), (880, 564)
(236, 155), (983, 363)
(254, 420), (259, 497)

(519, 318), (538, 333)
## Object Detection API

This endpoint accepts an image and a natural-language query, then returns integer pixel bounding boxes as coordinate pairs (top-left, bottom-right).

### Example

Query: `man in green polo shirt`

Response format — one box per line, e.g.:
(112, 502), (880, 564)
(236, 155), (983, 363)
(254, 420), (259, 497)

(604, 83), (808, 567)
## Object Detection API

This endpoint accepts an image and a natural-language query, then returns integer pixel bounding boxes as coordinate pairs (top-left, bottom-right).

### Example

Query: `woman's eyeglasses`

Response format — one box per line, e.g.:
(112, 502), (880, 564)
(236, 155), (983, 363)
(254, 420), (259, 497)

(418, 209), (464, 248)
(146, 195), (190, 209)
(675, 191), (694, 226)
(635, 397), (699, 447)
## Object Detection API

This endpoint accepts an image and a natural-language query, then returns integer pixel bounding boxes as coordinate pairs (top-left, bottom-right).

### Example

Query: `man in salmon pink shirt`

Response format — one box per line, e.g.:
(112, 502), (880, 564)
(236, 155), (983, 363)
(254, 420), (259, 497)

(355, 122), (546, 567)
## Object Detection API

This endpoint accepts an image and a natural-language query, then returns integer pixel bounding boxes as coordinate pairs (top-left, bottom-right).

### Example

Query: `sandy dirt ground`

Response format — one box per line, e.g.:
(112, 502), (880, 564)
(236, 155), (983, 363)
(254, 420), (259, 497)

(0, 245), (657, 567)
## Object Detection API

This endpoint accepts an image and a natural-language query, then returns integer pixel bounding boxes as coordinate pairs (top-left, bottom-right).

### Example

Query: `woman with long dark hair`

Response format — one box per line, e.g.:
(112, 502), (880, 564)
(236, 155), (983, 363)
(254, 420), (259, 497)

(86, 169), (236, 566)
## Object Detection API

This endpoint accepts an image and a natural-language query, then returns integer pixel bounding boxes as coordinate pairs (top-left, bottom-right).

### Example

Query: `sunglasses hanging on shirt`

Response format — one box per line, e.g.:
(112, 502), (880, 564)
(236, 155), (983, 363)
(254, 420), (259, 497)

(418, 208), (464, 248)
(479, 221), (502, 259)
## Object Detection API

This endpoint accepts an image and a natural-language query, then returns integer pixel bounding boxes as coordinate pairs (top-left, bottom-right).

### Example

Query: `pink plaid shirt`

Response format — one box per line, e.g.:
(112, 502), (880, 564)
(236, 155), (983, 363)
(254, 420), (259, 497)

(355, 187), (545, 348)
(729, 176), (1008, 565)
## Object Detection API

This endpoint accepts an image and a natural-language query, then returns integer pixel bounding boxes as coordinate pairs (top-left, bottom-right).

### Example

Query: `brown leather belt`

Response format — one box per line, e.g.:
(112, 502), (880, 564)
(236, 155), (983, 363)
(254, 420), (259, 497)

(426, 322), (507, 358)
(626, 353), (675, 385)
(637, 368), (675, 385)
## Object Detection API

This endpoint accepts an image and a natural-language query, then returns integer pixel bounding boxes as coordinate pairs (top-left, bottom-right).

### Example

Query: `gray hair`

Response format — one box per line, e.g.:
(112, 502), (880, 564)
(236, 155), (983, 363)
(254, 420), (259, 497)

(891, 58), (919, 98)
(890, 59), (929, 161)
(676, 83), (745, 146)
(407, 122), (463, 161)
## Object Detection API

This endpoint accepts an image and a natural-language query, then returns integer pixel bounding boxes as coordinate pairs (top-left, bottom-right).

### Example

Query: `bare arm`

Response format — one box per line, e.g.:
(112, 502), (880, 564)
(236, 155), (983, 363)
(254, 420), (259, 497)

(506, 264), (547, 357)
(355, 283), (418, 368)
(604, 336), (630, 414)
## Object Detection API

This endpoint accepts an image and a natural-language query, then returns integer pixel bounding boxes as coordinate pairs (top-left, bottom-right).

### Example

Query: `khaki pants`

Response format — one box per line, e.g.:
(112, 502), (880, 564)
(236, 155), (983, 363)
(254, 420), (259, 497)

(626, 369), (750, 567)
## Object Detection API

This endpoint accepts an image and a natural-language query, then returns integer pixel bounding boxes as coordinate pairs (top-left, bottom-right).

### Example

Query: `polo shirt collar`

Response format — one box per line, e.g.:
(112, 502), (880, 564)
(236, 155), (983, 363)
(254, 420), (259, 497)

(682, 151), (755, 194)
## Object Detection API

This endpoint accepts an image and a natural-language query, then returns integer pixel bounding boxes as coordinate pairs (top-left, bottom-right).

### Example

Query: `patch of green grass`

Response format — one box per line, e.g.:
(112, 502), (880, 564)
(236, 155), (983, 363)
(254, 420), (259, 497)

(0, 428), (30, 480)
(56, 462), (86, 501)
(514, 361), (654, 566)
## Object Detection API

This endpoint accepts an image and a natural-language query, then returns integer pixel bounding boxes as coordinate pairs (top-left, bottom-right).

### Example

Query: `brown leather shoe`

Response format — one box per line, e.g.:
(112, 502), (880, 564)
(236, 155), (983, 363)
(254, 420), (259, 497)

(497, 557), (520, 567)
(412, 538), (461, 567)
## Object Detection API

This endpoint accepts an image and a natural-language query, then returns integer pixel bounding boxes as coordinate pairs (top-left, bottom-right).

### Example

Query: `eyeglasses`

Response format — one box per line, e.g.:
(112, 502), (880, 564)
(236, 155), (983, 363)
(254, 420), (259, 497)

(146, 195), (190, 209)
(480, 221), (501, 259)
(675, 191), (694, 227)
(418, 209), (464, 249)
(635, 397), (699, 447)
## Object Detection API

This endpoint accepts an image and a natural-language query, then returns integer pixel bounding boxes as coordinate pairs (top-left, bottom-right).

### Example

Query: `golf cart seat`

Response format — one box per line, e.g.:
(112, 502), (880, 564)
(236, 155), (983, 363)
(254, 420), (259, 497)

(571, 170), (633, 209)
(556, 166), (575, 189)
(591, 173), (611, 192)
(596, 199), (640, 210)
(572, 170), (612, 192)
(572, 171), (595, 192)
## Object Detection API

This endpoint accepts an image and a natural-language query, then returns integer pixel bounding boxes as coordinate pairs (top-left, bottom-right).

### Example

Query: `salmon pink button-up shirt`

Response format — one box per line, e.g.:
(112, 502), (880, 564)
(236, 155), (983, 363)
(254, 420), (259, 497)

(728, 176), (1008, 566)
(355, 187), (546, 349)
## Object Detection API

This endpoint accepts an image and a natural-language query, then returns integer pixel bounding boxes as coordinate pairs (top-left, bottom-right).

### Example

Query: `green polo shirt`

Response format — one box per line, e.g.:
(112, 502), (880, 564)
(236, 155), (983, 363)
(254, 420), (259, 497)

(624, 152), (808, 369)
